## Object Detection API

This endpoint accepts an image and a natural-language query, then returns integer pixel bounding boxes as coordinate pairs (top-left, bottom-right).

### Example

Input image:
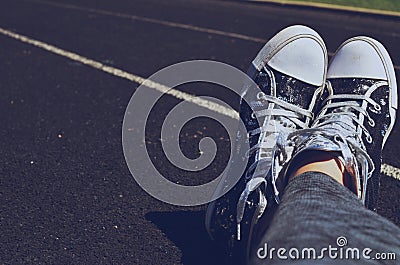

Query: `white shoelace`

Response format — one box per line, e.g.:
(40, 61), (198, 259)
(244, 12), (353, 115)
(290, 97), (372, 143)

(286, 80), (387, 203)
(235, 68), (314, 240)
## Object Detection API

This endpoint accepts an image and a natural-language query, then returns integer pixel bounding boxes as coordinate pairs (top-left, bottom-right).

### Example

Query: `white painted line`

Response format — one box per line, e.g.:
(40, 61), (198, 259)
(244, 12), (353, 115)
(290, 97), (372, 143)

(29, 0), (268, 44)
(27, 0), (400, 71)
(0, 27), (238, 120)
(0, 27), (399, 181)
(250, 0), (400, 17)
(381, 163), (400, 180)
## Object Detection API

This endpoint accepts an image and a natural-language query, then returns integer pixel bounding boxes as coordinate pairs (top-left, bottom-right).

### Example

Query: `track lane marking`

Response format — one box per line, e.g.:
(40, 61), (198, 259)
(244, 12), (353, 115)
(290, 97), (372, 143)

(0, 27), (238, 120)
(0, 27), (399, 180)
(251, 0), (400, 17)
(381, 163), (400, 180)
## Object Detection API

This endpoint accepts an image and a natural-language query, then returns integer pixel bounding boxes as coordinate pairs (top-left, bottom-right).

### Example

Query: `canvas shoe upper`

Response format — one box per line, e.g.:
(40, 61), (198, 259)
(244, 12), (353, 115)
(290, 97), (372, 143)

(205, 25), (328, 260)
(283, 37), (397, 211)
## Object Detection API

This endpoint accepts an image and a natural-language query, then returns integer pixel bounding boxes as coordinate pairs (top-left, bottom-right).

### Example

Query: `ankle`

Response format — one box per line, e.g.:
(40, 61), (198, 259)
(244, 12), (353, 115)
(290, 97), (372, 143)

(288, 151), (346, 185)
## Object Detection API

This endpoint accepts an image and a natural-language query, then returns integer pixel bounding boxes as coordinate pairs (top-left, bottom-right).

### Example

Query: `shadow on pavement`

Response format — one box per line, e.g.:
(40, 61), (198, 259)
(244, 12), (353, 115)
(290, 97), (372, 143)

(146, 210), (241, 265)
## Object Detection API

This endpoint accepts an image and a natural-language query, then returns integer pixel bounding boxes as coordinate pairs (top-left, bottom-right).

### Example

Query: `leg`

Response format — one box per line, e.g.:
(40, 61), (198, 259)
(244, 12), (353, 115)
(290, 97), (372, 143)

(249, 166), (400, 264)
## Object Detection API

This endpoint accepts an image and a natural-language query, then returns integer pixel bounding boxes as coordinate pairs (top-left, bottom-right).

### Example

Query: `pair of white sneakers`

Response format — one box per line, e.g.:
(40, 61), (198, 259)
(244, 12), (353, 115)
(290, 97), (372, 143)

(205, 25), (397, 260)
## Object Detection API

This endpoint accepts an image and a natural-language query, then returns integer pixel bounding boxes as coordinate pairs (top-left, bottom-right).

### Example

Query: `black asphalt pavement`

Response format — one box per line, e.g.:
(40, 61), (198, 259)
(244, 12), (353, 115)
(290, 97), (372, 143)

(0, 0), (399, 264)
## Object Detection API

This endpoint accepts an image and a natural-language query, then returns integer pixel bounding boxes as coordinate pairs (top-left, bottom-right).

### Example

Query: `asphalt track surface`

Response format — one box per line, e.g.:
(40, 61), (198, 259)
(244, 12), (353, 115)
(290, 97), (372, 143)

(0, 0), (399, 264)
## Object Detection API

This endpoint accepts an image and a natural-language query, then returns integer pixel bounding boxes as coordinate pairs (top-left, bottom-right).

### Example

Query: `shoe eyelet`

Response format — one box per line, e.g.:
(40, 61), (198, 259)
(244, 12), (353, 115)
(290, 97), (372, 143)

(369, 105), (381, 114)
(257, 92), (266, 100)
(366, 135), (373, 144)
(333, 135), (342, 143)
(251, 113), (256, 119)
(368, 119), (375, 127)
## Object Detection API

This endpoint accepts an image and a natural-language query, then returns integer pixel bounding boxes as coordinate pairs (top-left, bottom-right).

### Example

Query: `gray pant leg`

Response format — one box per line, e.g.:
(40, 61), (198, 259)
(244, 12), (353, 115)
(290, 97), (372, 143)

(249, 172), (400, 264)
